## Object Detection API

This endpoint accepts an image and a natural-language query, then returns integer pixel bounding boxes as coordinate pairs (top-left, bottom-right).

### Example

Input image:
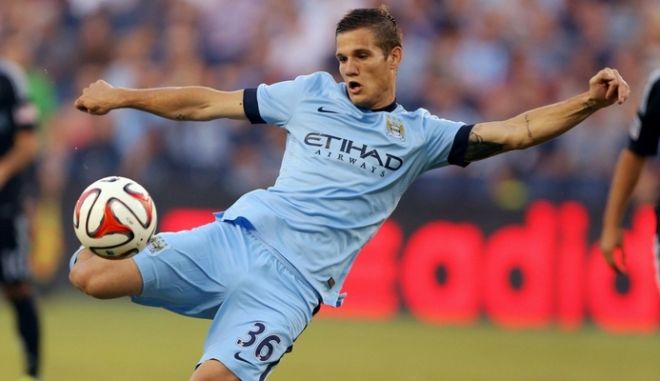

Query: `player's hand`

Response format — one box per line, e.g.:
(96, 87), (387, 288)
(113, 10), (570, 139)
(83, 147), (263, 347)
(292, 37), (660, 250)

(588, 68), (630, 108)
(74, 80), (117, 115)
(599, 226), (626, 274)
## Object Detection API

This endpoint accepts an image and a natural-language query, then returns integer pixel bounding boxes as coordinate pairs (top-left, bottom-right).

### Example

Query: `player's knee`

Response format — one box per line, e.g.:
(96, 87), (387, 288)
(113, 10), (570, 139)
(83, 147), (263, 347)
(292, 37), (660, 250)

(190, 360), (239, 381)
(1, 282), (32, 300)
(69, 263), (95, 296)
(69, 260), (110, 299)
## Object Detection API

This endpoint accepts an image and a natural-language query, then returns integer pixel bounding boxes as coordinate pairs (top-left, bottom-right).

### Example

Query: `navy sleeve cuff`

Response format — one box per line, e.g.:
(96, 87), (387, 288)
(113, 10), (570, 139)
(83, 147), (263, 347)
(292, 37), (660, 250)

(448, 124), (473, 167)
(243, 88), (266, 124)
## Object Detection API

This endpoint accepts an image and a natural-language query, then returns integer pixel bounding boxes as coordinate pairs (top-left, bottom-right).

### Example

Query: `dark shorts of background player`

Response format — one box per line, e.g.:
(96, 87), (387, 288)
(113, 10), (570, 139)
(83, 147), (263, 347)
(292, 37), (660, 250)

(0, 214), (30, 284)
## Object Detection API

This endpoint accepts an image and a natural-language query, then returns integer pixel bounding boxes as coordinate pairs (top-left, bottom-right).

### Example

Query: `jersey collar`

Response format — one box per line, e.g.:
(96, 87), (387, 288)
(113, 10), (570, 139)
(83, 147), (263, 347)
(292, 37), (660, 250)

(371, 99), (398, 113)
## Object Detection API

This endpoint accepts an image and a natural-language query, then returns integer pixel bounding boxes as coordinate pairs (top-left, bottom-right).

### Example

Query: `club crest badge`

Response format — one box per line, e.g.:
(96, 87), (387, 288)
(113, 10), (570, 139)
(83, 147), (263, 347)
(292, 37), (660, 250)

(386, 116), (405, 141)
(146, 235), (168, 256)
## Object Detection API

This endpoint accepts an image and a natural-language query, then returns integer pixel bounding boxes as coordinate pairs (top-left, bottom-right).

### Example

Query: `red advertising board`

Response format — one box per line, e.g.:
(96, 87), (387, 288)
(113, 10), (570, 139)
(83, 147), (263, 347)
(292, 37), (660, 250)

(160, 201), (660, 332)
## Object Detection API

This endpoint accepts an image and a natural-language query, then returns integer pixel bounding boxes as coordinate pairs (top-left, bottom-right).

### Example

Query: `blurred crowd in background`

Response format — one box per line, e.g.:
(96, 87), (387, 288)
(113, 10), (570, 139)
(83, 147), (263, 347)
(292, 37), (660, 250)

(1, 0), (659, 218)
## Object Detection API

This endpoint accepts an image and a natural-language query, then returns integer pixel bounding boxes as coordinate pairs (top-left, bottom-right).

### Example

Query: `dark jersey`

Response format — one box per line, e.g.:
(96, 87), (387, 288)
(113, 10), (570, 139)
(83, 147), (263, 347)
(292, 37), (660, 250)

(628, 69), (660, 157)
(0, 59), (37, 217)
(627, 69), (660, 222)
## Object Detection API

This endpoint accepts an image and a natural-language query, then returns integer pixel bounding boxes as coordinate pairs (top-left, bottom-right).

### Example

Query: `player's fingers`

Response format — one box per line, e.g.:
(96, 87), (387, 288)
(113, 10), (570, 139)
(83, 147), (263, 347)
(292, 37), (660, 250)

(613, 69), (630, 104)
(618, 246), (627, 273)
(601, 245), (614, 265)
(601, 243), (622, 274)
(605, 79), (618, 100)
(74, 99), (88, 112)
(604, 252), (622, 275)
(610, 245), (627, 274)
(603, 67), (619, 92)
(594, 67), (616, 84)
(610, 263), (624, 275)
(605, 67), (618, 80)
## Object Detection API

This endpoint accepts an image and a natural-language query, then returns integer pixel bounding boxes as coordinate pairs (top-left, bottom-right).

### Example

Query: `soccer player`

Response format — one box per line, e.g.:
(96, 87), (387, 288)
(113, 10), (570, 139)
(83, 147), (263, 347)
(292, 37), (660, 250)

(0, 56), (41, 380)
(70, 7), (630, 381)
(600, 68), (660, 289)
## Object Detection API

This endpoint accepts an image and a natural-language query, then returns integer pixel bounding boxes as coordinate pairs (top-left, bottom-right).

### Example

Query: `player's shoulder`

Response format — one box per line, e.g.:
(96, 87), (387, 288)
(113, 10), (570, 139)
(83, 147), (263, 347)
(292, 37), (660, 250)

(282, 71), (339, 97)
(398, 106), (462, 126)
(0, 59), (29, 100)
(642, 68), (660, 97)
(646, 68), (660, 86)
(637, 68), (660, 112)
(647, 69), (660, 96)
(394, 106), (428, 120)
(293, 71), (337, 87)
(311, 71), (337, 83)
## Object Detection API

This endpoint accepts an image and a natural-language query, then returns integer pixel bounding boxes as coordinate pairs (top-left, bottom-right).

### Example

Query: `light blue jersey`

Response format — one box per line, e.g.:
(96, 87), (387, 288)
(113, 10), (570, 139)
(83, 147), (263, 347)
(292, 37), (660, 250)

(221, 72), (470, 306)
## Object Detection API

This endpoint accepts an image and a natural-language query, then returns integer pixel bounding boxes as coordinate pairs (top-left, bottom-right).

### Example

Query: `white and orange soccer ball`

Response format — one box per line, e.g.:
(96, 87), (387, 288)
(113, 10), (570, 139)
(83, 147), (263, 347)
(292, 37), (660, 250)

(73, 176), (157, 259)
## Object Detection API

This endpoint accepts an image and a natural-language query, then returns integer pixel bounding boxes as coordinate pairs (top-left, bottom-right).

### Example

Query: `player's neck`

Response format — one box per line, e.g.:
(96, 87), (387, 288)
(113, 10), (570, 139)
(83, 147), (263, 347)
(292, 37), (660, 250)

(346, 90), (398, 112)
(371, 98), (398, 112)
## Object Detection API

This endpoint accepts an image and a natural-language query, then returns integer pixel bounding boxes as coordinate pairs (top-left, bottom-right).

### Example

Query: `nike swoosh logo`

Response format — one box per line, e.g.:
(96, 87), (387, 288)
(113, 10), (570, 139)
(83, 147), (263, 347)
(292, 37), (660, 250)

(317, 106), (339, 114)
(234, 352), (252, 364)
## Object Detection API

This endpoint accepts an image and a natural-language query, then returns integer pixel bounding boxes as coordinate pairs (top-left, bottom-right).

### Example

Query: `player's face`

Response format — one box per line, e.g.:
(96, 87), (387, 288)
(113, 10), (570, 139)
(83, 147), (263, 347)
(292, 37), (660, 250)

(336, 28), (402, 110)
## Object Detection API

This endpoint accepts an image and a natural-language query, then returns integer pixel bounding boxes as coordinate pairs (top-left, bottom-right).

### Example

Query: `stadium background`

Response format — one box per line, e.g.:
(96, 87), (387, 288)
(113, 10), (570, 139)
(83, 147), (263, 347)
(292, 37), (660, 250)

(1, 0), (660, 379)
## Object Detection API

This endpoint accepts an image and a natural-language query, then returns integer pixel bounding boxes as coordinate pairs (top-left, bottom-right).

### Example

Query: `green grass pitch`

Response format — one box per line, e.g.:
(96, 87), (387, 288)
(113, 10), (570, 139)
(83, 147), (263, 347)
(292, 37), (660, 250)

(1, 295), (659, 380)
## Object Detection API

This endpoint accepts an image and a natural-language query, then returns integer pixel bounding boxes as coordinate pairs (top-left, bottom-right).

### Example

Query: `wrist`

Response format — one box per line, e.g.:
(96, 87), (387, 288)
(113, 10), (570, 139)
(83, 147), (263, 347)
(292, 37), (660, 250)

(583, 93), (602, 112)
(111, 88), (131, 109)
(601, 220), (621, 233)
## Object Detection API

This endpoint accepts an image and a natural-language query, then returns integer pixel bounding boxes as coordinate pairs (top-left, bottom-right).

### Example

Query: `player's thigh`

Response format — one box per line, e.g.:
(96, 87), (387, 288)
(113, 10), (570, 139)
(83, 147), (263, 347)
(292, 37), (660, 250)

(190, 359), (239, 381)
(1, 281), (33, 300)
(199, 249), (319, 381)
(130, 221), (250, 318)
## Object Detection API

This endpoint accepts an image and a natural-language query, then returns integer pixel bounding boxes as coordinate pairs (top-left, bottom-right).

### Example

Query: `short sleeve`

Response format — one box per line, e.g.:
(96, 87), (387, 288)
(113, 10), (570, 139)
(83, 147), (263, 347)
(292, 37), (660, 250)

(13, 101), (38, 131)
(243, 73), (320, 127)
(423, 113), (469, 169)
(628, 71), (660, 157)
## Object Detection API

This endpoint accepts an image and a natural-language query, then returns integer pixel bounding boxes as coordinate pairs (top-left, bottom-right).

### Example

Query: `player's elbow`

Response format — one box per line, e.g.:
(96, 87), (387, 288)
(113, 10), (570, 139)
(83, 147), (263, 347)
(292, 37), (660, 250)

(490, 118), (540, 151)
(474, 121), (530, 153)
(496, 131), (529, 151)
(511, 133), (555, 151)
(174, 105), (214, 121)
(510, 138), (534, 151)
(505, 127), (538, 151)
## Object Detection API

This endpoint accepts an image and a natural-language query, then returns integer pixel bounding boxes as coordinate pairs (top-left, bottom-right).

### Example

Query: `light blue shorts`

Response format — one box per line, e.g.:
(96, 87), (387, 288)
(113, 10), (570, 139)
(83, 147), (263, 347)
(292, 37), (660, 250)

(131, 220), (320, 381)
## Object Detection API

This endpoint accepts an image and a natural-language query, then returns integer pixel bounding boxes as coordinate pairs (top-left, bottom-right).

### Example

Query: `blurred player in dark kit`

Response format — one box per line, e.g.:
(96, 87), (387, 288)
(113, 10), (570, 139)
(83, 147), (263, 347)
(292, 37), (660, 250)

(601, 68), (660, 291)
(0, 44), (41, 380)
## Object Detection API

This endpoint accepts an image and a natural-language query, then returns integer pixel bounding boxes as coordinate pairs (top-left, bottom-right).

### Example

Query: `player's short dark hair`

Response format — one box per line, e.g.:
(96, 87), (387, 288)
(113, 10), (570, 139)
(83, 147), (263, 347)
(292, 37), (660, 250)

(336, 6), (403, 56)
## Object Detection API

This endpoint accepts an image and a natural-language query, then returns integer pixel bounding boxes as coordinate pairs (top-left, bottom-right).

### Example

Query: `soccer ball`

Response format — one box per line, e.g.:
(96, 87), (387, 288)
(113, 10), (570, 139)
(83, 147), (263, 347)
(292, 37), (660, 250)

(73, 176), (157, 259)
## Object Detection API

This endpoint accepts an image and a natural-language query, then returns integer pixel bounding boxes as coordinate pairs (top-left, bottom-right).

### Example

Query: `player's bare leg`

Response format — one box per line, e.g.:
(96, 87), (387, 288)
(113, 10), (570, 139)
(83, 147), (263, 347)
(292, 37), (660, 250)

(69, 248), (142, 298)
(189, 360), (239, 381)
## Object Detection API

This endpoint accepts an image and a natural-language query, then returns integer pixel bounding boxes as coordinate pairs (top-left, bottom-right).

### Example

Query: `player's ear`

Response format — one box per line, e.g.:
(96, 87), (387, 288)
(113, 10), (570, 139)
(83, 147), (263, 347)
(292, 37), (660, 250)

(388, 46), (403, 70)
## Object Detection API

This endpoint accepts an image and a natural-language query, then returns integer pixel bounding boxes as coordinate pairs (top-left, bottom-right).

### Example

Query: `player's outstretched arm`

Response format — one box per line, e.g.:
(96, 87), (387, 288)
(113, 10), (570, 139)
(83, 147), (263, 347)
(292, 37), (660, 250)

(74, 80), (247, 121)
(599, 149), (645, 273)
(463, 68), (630, 162)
